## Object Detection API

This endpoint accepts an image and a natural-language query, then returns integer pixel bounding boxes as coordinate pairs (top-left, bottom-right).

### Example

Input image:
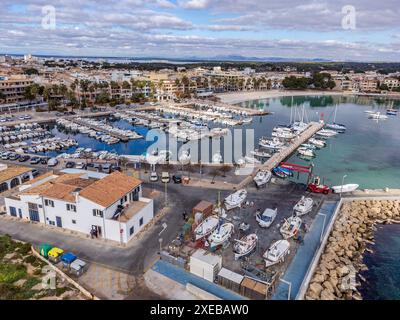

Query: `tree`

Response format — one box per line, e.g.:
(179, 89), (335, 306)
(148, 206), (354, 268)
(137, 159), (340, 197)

(24, 68), (39, 75)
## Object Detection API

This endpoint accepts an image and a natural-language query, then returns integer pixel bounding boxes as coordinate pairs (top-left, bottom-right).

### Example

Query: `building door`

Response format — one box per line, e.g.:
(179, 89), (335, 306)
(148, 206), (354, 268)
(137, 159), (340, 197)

(9, 207), (17, 217)
(56, 216), (62, 228)
(18, 209), (22, 218)
(91, 225), (102, 237)
(28, 203), (40, 222)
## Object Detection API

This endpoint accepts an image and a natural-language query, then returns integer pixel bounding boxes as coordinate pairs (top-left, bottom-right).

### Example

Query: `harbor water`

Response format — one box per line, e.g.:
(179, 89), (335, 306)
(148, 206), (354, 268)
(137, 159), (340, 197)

(41, 95), (400, 189)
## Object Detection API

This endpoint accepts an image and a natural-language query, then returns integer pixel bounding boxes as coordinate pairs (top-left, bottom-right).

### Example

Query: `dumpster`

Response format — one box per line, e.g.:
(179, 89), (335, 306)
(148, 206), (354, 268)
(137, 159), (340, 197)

(48, 247), (64, 263)
(39, 244), (53, 259)
(60, 252), (77, 268)
(70, 259), (88, 276)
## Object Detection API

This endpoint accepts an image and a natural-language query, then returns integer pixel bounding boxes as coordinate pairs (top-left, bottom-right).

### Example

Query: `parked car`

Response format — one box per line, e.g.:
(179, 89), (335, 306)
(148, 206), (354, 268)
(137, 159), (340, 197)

(149, 171), (159, 182)
(1, 152), (11, 160)
(31, 169), (39, 177)
(110, 164), (121, 172)
(40, 157), (50, 165)
(8, 153), (20, 161)
(47, 158), (58, 167)
(161, 172), (170, 183)
(172, 174), (182, 184)
(18, 155), (30, 162)
(75, 162), (86, 169)
(65, 161), (75, 168)
(101, 163), (111, 173)
(30, 157), (41, 164)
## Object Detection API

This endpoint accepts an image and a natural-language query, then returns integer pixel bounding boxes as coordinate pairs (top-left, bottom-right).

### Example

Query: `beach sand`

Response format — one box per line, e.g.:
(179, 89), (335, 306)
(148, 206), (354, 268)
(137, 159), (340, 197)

(216, 90), (345, 104)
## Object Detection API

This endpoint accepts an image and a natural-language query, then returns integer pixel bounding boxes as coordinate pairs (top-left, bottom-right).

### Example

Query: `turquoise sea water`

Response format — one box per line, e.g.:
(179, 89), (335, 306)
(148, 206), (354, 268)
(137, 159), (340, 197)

(44, 95), (400, 190)
(238, 95), (400, 189)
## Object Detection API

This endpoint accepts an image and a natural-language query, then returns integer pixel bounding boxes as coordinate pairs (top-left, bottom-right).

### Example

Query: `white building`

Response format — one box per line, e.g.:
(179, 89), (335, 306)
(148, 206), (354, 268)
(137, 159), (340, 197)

(5, 171), (154, 244)
(0, 163), (33, 193)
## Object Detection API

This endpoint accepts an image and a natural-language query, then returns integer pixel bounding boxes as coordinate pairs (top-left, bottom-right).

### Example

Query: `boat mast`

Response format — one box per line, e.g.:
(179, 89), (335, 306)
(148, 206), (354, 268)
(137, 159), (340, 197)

(333, 104), (338, 124)
(290, 96), (293, 124)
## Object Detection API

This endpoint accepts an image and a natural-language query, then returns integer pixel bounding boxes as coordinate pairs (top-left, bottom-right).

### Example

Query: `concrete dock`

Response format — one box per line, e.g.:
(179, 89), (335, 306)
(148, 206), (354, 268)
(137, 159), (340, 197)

(236, 121), (325, 189)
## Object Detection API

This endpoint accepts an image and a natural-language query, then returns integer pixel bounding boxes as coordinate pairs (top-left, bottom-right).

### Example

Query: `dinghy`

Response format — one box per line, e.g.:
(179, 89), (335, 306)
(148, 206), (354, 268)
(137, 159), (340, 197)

(253, 170), (272, 188)
(280, 216), (302, 239)
(233, 233), (258, 260)
(263, 240), (290, 267)
(224, 189), (247, 210)
(293, 196), (313, 216)
(194, 215), (219, 241)
(208, 222), (234, 248)
(256, 208), (277, 228)
(331, 184), (359, 193)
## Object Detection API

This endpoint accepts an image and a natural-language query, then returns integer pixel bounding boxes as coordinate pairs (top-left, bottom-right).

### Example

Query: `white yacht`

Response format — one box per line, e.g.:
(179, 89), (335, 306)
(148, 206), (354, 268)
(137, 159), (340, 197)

(297, 147), (314, 157)
(263, 240), (291, 268)
(194, 215), (219, 241)
(253, 170), (272, 188)
(256, 208), (277, 228)
(224, 189), (247, 210)
(293, 196), (314, 216)
(259, 137), (285, 150)
(208, 222), (234, 248)
(368, 112), (388, 120)
(316, 129), (338, 137)
(250, 149), (271, 158)
(233, 234), (258, 260)
(308, 138), (326, 148)
(280, 216), (302, 239)
(244, 156), (261, 164)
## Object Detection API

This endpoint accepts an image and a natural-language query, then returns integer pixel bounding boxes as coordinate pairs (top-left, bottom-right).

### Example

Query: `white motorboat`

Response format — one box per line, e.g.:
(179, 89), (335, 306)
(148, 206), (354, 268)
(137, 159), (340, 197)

(241, 118), (253, 124)
(194, 215), (219, 241)
(293, 196), (313, 216)
(331, 184), (359, 193)
(256, 208), (277, 228)
(253, 170), (272, 188)
(308, 138), (326, 148)
(233, 233), (258, 260)
(316, 129), (338, 137)
(208, 222), (234, 248)
(300, 143), (316, 150)
(224, 189), (247, 210)
(280, 216), (302, 239)
(297, 147), (314, 157)
(368, 112), (388, 120)
(272, 129), (297, 140)
(250, 149), (272, 158)
(259, 137), (285, 150)
(178, 150), (191, 165)
(263, 240), (290, 267)
(212, 152), (223, 164)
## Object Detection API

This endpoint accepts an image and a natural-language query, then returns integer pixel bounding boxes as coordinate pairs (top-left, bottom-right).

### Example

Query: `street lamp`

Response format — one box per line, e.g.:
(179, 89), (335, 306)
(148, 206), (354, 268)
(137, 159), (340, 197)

(340, 174), (347, 198)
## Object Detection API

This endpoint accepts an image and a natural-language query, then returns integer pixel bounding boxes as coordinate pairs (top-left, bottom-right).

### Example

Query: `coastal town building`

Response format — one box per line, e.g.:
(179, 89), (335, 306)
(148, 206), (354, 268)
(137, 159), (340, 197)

(4, 170), (154, 244)
(0, 75), (34, 104)
(0, 163), (34, 193)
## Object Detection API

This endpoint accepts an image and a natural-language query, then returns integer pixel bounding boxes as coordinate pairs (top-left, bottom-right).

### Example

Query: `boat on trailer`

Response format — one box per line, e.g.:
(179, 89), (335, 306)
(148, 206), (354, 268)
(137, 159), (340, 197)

(280, 216), (302, 239)
(253, 170), (272, 188)
(293, 196), (314, 216)
(263, 240), (291, 268)
(331, 184), (359, 193)
(208, 222), (234, 248)
(233, 233), (258, 260)
(224, 189), (247, 210)
(194, 215), (219, 241)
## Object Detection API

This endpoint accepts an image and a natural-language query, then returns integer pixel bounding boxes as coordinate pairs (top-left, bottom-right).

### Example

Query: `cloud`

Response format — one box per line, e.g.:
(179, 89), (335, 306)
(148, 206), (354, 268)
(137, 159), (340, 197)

(178, 0), (210, 10)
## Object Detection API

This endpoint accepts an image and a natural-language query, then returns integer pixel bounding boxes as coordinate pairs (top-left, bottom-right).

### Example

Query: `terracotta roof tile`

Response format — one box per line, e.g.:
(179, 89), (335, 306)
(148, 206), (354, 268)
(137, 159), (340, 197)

(0, 165), (31, 183)
(79, 171), (142, 208)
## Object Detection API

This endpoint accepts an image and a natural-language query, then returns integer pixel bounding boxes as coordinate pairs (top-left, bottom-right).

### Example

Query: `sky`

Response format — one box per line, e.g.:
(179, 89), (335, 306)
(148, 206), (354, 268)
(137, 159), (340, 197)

(1, 0), (400, 61)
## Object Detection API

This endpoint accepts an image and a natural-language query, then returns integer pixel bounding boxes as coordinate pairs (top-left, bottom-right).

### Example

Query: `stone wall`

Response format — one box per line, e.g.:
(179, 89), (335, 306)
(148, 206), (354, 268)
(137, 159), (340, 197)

(305, 199), (400, 300)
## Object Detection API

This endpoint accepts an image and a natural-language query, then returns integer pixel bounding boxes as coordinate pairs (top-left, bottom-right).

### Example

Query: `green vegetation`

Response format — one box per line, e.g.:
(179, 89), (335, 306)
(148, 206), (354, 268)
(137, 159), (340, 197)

(282, 72), (336, 90)
(23, 68), (39, 75)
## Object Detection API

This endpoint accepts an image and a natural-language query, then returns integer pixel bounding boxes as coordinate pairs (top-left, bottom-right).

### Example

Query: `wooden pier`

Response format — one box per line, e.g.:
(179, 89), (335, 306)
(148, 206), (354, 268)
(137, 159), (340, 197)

(236, 121), (325, 189)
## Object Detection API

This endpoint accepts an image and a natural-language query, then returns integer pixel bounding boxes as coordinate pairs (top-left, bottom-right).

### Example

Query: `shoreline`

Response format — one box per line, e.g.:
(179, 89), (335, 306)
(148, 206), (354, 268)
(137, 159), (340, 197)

(305, 198), (400, 300)
(216, 89), (400, 104)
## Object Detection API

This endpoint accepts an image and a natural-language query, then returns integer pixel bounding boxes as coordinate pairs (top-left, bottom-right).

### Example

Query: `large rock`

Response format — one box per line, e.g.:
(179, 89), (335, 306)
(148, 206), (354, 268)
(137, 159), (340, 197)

(336, 266), (350, 277)
(320, 289), (336, 300)
(309, 282), (323, 297)
(322, 281), (334, 293)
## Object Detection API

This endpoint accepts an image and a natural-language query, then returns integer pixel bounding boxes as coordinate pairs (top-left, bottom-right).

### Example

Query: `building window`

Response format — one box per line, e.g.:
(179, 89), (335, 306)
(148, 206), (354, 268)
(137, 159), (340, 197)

(72, 220), (76, 224)
(49, 221), (55, 226)
(66, 204), (76, 212)
(139, 217), (143, 226)
(129, 226), (134, 236)
(92, 209), (103, 218)
(9, 207), (17, 217)
(44, 199), (54, 207)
